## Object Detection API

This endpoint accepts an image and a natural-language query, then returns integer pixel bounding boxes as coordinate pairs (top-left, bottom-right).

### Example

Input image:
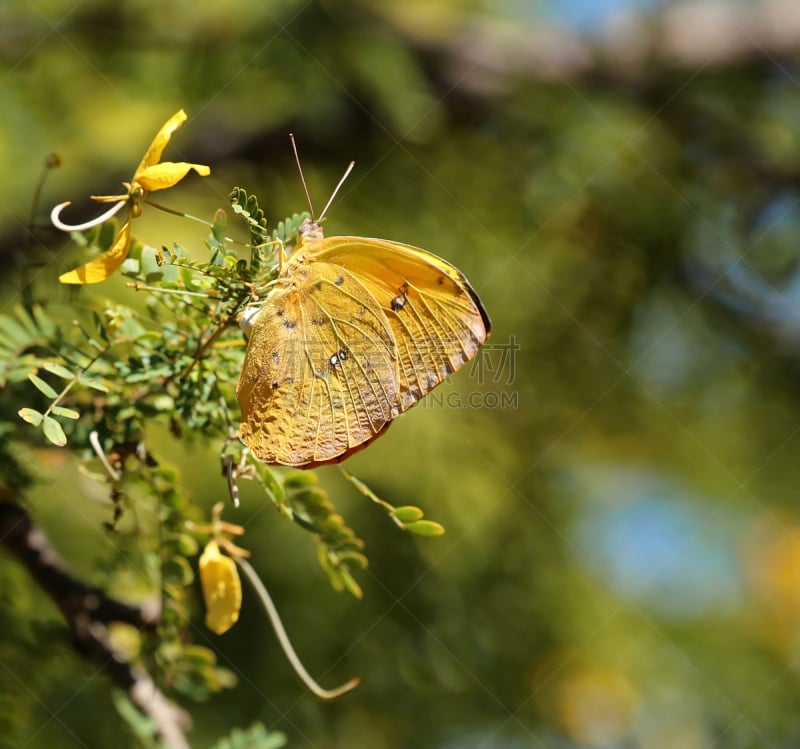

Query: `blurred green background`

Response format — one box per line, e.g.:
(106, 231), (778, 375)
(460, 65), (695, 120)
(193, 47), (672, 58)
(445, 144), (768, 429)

(5, 0), (800, 747)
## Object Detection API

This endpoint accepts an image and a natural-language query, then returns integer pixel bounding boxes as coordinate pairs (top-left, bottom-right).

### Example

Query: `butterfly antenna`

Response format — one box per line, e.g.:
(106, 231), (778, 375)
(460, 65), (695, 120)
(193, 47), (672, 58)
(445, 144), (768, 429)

(290, 133), (355, 222)
(290, 133), (315, 219)
(318, 160), (355, 222)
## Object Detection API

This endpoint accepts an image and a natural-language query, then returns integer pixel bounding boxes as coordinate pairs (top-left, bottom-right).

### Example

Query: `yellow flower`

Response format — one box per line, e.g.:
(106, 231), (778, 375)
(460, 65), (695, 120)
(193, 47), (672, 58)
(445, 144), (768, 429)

(199, 539), (242, 635)
(53, 109), (210, 284)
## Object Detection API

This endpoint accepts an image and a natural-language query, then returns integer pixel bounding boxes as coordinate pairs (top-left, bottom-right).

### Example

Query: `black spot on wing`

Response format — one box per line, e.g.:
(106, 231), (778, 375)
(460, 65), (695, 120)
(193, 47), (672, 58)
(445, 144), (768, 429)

(391, 281), (409, 312)
(329, 349), (349, 369)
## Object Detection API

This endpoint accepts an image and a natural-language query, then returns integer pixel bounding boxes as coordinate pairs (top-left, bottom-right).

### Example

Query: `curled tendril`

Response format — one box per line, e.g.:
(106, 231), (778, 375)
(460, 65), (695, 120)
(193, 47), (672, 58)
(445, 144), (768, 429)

(236, 557), (360, 700)
(50, 199), (127, 232)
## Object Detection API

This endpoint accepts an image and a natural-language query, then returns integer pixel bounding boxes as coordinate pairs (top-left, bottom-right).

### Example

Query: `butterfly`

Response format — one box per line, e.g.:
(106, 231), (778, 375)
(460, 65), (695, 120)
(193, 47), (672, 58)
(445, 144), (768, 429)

(236, 155), (490, 468)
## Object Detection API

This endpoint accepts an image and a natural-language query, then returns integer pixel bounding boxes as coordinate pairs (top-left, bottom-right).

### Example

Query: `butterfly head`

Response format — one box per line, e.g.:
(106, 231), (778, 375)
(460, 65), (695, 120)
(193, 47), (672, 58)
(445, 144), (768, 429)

(298, 218), (325, 242)
(295, 218), (326, 253)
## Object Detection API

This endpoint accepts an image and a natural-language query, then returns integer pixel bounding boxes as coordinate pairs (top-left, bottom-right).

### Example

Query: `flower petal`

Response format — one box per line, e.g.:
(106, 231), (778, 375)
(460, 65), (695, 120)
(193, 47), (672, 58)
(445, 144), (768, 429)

(135, 161), (211, 192)
(58, 220), (132, 284)
(199, 540), (242, 635)
(134, 109), (187, 175)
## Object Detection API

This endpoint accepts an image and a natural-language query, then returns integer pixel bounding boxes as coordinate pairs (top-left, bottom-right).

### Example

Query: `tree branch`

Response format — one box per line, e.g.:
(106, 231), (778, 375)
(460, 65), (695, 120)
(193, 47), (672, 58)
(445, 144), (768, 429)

(0, 500), (192, 749)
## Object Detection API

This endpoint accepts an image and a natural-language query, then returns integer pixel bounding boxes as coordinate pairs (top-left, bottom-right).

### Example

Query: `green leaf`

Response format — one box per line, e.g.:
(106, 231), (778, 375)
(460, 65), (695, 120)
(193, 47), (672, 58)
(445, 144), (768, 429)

(51, 406), (80, 420)
(171, 242), (190, 259)
(93, 310), (109, 343)
(79, 376), (109, 393)
(283, 471), (318, 489)
(182, 645), (218, 666)
(0, 315), (31, 345)
(163, 556), (194, 586)
(98, 218), (118, 248)
(256, 465), (285, 504)
(211, 722), (287, 749)
(121, 257), (140, 276)
(31, 304), (54, 337)
(340, 567), (363, 600)
(321, 513), (345, 532)
(5, 361), (36, 385)
(188, 276), (217, 290)
(28, 373), (58, 398)
(295, 488), (331, 510)
(112, 690), (157, 742)
(393, 505), (425, 523)
(272, 212), (310, 243)
(404, 520), (446, 537)
(13, 304), (41, 339)
(140, 245), (163, 279)
(41, 362), (74, 380)
(213, 666), (239, 690)
(336, 550), (369, 569)
(42, 416), (67, 447)
(211, 208), (228, 243)
(169, 533), (199, 557)
(18, 407), (43, 426)
(119, 316), (146, 339)
(324, 564), (345, 593)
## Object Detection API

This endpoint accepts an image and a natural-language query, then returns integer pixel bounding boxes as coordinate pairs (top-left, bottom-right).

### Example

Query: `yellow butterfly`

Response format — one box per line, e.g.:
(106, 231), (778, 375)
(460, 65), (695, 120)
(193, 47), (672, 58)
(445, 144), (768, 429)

(236, 160), (490, 468)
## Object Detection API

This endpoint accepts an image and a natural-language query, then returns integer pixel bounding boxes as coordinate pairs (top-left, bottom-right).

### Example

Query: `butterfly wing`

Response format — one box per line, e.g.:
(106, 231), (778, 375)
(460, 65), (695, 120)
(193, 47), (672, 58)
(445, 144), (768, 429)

(237, 261), (399, 466)
(309, 236), (491, 410)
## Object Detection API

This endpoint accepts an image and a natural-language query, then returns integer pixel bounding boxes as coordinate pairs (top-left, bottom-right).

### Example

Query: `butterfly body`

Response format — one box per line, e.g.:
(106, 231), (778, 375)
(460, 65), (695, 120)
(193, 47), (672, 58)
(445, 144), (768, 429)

(237, 220), (490, 467)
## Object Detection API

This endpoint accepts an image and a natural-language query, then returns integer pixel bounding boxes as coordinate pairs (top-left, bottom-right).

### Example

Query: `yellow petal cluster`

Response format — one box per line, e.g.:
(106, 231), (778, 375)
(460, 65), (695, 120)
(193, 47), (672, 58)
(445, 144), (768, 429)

(199, 540), (242, 635)
(58, 109), (210, 284)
